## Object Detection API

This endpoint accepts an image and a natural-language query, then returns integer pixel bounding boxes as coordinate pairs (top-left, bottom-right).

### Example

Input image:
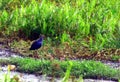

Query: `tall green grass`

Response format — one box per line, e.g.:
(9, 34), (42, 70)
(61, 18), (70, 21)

(0, 0), (120, 50)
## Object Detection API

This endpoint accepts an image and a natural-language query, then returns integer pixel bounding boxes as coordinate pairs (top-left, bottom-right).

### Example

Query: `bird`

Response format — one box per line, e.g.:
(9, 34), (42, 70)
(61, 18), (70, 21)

(29, 35), (44, 58)
(29, 35), (44, 50)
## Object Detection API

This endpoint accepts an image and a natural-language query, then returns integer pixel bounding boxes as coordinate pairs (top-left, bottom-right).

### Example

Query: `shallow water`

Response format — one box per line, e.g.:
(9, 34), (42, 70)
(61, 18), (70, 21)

(0, 71), (61, 82)
(0, 70), (117, 82)
(103, 61), (120, 69)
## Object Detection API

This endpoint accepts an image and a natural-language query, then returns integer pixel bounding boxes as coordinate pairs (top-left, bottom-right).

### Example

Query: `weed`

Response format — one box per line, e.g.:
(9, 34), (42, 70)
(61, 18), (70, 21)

(0, 65), (19, 82)
(62, 61), (73, 82)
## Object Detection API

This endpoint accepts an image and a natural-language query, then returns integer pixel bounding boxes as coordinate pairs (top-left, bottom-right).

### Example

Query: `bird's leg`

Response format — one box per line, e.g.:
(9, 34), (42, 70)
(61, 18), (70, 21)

(34, 50), (39, 58)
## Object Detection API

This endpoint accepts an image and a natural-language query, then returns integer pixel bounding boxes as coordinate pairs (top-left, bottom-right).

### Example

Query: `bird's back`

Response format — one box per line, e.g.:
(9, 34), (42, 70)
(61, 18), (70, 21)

(29, 37), (43, 50)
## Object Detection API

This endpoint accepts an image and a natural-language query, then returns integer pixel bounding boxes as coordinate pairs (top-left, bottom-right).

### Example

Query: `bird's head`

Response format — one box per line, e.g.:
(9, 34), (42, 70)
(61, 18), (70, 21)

(41, 34), (45, 38)
(38, 34), (45, 42)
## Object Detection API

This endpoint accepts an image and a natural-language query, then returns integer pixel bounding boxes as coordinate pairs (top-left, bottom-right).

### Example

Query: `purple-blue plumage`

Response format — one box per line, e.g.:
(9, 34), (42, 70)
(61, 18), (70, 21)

(29, 37), (43, 50)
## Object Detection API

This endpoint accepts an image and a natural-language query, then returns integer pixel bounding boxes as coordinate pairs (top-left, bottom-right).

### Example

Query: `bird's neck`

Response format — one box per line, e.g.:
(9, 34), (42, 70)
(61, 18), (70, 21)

(38, 37), (43, 42)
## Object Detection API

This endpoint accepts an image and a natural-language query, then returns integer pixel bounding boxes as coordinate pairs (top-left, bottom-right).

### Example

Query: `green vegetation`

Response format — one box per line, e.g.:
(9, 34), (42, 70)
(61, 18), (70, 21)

(0, 57), (119, 80)
(0, 66), (19, 82)
(0, 0), (120, 50)
(3, 71), (18, 82)
(111, 55), (120, 61)
(62, 61), (73, 82)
